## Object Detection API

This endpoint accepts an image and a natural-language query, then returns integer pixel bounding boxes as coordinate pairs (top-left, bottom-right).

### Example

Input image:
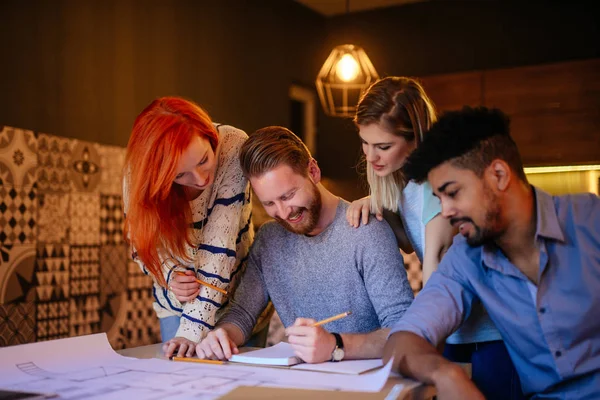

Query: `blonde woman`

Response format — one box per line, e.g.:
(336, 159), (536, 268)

(347, 76), (453, 283)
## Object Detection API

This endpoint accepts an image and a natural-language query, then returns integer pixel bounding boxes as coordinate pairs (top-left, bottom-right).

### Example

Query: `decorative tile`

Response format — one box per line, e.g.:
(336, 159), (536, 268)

(69, 192), (100, 245)
(107, 288), (160, 350)
(36, 133), (74, 193)
(100, 195), (123, 245)
(108, 260), (159, 349)
(69, 296), (100, 337)
(0, 244), (36, 305)
(37, 193), (70, 243)
(0, 125), (163, 348)
(69, 244), (100, 338)
(0, 126), (37, 188)
(96, 144), (126, 195)
(402, 250), (423, 295)
(70, 140), (101, 192)
(35, 244), (70, 302)
(69, 245), (99, 297)
(0, 185), (36, 245)
(36, 301), (69, 341)
(99, 244), (127, 335)
(0, 302), (36, 346)
(70, 244), (100, 264)
(100, 245), (127, 297)
(127, 259), (152, 290)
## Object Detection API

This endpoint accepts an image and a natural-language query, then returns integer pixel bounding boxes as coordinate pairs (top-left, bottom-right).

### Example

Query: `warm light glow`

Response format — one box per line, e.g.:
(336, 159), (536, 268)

(524, 164), (600, 174)
(335, 54), (360, 82)
(315, 44), (379, 117)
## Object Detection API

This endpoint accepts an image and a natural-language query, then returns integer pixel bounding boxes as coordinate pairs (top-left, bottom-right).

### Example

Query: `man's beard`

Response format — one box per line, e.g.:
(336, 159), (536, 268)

(466, 209), (500, 247)
(451, 188), (502, 247)
(275, 184), (322, 235)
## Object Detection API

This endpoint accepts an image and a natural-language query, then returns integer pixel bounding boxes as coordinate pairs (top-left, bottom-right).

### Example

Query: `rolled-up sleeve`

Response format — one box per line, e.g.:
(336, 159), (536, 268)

(389, 251), (477, 346)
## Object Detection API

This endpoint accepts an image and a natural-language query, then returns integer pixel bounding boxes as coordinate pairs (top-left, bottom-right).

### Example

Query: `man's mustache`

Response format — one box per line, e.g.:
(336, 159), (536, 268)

(450, 217), (474, 226)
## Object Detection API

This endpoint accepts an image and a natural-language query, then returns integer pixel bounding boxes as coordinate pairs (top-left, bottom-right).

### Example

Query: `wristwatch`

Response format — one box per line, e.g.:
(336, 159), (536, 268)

(330, 332), (345, 362)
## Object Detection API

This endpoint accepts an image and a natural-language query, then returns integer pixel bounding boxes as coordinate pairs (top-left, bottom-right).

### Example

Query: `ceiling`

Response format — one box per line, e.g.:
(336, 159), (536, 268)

(294, 0), (426, 16)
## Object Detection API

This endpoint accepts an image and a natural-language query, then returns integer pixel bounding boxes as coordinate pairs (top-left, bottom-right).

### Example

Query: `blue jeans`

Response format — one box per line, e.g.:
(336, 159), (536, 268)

(159, 315), (269, 348)
(159, 315), (180, 342)
(443, 340), (525, 400)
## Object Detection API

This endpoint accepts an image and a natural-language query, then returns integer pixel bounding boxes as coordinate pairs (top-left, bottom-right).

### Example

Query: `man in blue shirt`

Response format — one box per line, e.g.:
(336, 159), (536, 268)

(385, 106), (600, 399)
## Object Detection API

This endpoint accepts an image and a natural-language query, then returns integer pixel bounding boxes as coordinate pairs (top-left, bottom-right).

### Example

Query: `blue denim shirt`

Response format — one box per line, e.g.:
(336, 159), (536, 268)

(390, 187), (600, 398)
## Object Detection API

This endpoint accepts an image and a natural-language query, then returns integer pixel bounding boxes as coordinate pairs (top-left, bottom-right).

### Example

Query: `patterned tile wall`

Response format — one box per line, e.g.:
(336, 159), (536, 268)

(0, 126), (161, 349)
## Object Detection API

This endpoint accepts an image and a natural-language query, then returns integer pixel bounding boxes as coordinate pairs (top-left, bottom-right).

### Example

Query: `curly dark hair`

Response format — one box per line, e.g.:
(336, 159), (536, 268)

(402, 106), (527, 183)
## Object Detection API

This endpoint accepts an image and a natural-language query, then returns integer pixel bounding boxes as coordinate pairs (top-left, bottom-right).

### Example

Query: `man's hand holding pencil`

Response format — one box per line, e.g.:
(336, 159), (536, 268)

(285, 311), (350, 364)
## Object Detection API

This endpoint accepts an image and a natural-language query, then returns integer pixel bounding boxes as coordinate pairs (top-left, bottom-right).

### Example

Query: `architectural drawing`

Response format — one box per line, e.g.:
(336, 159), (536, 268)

(0, 333), (391, 399)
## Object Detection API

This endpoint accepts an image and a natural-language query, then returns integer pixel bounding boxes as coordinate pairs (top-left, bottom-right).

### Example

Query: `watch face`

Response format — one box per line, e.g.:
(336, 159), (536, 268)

(332, 347), (345, 361)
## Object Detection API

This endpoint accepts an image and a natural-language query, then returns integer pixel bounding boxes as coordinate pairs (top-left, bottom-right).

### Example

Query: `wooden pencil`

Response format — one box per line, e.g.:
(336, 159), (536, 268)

(313, 311), (352, 327)
(170, 356), (226, 365)
(174, 271), (228, 295)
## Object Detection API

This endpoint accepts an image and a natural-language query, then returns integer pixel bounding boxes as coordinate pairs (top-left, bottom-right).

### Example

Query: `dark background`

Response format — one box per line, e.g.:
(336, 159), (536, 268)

(1, 0), (598, 180)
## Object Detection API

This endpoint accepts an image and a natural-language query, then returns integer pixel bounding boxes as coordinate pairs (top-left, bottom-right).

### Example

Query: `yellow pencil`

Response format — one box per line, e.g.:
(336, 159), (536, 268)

(174, 271), (228, 295)
(170, 356), (226, 365)
(313, 311), (352, 327)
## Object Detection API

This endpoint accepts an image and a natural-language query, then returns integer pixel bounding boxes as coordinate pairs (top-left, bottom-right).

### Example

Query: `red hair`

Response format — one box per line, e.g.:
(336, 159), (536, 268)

(123, 97), (219, 287)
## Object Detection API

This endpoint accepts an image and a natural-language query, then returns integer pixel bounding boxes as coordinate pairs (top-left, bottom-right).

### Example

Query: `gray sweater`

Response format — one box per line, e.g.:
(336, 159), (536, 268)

(219, 200), (414, 341)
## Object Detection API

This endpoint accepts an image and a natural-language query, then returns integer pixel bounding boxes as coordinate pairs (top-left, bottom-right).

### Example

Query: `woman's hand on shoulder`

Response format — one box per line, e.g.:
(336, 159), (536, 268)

(346, 196), (382, 228)
(163, 336), (197, 358)
(170, 270), (200, 303)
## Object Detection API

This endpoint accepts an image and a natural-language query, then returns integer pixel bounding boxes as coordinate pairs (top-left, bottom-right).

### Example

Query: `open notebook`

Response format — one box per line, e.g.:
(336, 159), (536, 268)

(229, 342), (383, 375)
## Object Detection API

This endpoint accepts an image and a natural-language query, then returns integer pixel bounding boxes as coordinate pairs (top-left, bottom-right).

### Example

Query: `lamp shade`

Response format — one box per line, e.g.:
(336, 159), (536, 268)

(315, 44), (379, 117)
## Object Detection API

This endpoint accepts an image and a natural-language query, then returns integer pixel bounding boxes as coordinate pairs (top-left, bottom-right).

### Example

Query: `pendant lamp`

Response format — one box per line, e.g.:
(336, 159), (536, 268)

(315, 0), (379, 117)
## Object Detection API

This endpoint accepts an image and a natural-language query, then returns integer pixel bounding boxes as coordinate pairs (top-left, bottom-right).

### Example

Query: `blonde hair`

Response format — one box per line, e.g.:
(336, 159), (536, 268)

(354, 77), (437, 214)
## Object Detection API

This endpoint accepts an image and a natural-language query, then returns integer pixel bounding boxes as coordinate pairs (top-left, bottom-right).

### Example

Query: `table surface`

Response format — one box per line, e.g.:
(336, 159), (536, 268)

(117, 343), (436, 400)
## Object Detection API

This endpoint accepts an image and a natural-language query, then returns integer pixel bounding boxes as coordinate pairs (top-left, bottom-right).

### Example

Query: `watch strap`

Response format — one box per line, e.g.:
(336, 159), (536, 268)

(332, 332), (344, 350)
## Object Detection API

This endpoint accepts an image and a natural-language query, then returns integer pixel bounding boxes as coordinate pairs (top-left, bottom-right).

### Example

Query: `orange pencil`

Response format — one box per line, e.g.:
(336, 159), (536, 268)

(174, 271), (228, 295)
(313, 311), (352, 327)
(170, 356), (226, 365)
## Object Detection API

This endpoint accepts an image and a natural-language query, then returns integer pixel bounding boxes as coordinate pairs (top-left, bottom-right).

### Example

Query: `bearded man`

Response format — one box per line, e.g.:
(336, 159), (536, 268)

(384, 107), (600, 400)
(171, 126), (413, 363)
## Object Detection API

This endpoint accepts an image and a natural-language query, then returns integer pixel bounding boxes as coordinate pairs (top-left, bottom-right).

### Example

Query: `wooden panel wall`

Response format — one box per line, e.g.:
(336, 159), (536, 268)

(417, 58), (600, 166)
(419, 71), (484, 113)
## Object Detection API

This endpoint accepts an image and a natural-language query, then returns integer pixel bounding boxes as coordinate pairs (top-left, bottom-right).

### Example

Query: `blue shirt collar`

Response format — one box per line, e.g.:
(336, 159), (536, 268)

(533, 186), (565, 243)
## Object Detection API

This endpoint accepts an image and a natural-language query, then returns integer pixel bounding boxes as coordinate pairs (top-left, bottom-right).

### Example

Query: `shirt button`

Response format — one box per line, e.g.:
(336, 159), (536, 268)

(555, 350), (562, 357)
(539, 307), (546, 314)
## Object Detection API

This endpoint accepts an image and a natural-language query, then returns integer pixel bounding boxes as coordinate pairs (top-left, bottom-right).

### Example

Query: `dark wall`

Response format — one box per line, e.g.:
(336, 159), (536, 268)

(2, 1), (598, 183)
(0, 0), (325, 147)
(317, 0), (600, 180)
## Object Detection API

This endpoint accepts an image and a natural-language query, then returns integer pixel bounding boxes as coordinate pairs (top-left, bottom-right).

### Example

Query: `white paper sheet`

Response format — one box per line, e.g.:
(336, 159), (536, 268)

(291, 358), (383, 375)
(0, 333), (392, 399)
(229, 343), (382, 374)
(229, 342), (301, 365)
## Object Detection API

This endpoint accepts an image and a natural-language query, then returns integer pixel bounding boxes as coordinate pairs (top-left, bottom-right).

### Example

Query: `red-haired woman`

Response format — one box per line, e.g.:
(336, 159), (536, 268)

(123, 97), (265, 358)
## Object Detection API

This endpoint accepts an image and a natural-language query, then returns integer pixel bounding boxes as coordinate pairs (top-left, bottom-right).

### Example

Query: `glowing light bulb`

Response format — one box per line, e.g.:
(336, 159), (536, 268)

(335, 53), (360, 82)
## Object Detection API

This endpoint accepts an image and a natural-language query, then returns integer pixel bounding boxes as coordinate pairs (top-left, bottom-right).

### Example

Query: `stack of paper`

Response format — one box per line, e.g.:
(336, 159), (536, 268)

(229, 342), (383, 375)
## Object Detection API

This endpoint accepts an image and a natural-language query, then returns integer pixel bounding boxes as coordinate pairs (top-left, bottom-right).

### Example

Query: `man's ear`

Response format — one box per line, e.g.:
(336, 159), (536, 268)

(488, 159), (511, 191)
(308, 158), (321, 184)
